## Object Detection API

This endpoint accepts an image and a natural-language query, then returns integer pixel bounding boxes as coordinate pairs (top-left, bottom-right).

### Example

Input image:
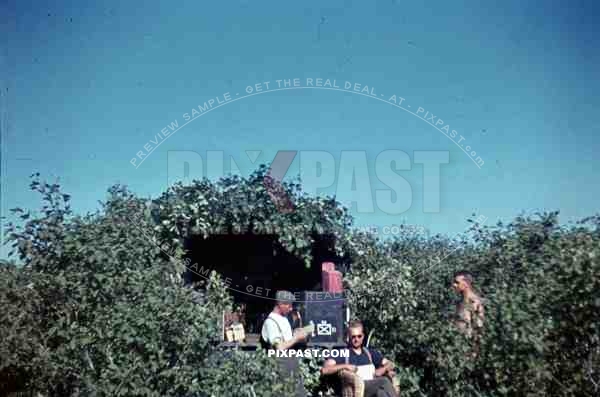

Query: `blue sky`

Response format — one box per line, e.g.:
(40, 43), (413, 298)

(2, 0), (599, 258)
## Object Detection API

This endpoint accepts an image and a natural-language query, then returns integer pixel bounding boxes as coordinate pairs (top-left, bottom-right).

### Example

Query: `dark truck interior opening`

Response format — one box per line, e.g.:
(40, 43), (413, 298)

(183, 231), (348, 347)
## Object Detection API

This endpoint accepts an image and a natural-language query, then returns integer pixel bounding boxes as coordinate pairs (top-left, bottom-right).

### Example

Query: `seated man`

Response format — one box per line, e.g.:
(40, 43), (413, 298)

(321, 320), (398, 397)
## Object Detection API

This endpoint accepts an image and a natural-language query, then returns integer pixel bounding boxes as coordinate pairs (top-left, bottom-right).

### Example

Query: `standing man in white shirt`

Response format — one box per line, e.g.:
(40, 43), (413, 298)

(261, 290), (307, 396)
(261, 290), (306, 349)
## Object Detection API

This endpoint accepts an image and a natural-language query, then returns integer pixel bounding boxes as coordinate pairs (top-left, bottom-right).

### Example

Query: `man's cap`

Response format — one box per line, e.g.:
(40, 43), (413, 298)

(275, 290), (295, 303)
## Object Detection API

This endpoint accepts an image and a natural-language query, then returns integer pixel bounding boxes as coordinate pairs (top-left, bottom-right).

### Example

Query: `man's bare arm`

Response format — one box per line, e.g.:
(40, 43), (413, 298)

(375, 358), (394, 377)
(272, 328), (308, 351)
(321, 358), (355, 376)
(273, 339), (295, 350)
(473, 299), (484, 329)
(273, 334), (302, 351)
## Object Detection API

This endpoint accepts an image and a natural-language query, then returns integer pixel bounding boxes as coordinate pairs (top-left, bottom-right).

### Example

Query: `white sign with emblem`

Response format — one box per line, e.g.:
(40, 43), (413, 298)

(316, 320), (336, 336)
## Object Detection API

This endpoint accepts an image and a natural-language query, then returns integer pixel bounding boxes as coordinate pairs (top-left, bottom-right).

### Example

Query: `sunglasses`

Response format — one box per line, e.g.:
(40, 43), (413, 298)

(350, 334), (363, 339)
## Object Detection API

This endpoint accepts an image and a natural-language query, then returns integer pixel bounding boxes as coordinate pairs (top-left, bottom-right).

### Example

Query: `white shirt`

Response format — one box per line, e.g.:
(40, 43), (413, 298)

(261, 312), (293, 346)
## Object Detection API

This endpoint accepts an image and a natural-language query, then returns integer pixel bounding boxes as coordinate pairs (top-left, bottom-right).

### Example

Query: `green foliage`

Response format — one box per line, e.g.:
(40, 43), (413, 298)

(199, 349), (296, 397)
(150, 166), (353, 268)
(2, 170), (599, 396)
(0, 175), (293, 396)
(298, 354), (335, 396)
(348, 212), (600, 397)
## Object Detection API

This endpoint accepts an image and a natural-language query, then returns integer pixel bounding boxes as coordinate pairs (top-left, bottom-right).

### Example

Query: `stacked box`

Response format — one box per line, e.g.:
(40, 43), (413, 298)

(321, 262), (343, 293)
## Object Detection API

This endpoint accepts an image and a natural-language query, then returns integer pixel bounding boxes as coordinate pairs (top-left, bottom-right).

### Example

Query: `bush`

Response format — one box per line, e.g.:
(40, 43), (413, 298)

(0, 176), (293, 396)
(346, 213), (600, 396)
(2, 171), (599, 396)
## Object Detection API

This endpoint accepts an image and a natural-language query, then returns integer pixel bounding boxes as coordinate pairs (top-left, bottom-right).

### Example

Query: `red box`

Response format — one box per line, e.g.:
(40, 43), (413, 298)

(322, 262), (335, 272)
(322, 270), (343, 293)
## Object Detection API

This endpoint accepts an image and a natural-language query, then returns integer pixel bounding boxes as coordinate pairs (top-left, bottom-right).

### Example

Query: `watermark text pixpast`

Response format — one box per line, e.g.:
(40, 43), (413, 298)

(267, 348), (349, 359)
(167, 149), (450, 214)
(130, 77), (485, 169)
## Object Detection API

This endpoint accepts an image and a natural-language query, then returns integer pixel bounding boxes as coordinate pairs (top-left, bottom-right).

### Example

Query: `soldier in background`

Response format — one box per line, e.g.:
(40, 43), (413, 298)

(452, 270), (485, 356)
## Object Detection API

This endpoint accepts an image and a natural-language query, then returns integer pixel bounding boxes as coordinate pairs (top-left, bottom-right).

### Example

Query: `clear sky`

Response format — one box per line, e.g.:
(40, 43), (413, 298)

(2, 0), (599, 258)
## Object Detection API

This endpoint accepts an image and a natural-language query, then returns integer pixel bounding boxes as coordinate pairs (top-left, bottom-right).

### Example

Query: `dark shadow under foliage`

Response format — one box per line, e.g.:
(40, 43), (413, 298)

(183, 231), (341, 332)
